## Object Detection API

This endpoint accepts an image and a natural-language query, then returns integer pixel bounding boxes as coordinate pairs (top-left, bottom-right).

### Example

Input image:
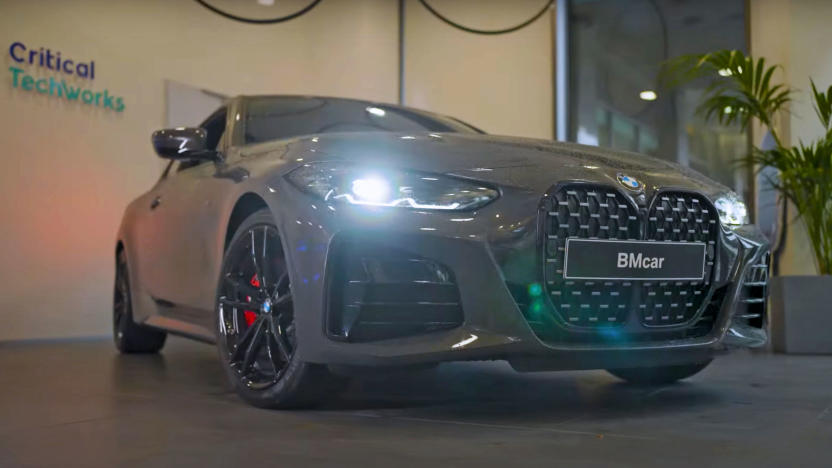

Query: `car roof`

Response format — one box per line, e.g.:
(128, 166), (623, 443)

(237, 95), (485, 134)
(240, 94), (432, 114)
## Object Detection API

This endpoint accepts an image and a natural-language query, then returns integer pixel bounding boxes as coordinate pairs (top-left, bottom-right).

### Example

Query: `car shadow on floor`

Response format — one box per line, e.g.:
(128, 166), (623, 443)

(108, 343), (724, 424)
(318, 362), (724, 423)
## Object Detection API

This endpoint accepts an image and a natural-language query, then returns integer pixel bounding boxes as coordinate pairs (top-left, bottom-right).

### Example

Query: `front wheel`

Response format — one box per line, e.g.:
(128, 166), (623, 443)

(606, 360), (712, 385)
(215, 209), (344, 408)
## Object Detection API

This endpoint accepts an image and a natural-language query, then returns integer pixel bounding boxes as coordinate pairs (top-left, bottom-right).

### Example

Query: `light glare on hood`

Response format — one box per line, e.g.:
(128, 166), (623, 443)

(287, 162), (498, 211)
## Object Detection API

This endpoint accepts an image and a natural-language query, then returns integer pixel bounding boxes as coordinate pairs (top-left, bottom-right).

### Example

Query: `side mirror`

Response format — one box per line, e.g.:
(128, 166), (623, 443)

(151, 127), (217, 161)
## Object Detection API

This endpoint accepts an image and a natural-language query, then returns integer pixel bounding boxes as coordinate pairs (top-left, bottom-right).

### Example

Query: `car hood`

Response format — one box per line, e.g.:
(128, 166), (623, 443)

(275, 132), (733, 198)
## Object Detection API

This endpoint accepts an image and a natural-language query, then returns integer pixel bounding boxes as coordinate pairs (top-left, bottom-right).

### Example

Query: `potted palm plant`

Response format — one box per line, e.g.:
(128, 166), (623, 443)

(663, 50), (832, 354)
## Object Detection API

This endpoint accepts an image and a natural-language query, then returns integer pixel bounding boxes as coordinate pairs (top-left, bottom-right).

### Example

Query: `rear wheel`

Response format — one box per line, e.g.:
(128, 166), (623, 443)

(606, 360), (712, 385)
(215, 209), (343, 408)
(113, 250), (167, 353)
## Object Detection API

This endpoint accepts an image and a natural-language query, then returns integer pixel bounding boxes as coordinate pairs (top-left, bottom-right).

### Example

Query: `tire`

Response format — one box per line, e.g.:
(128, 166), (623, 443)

(606, 360), (712, 385)
(113, 250), (167, 353)
(215, 209), (344, 409)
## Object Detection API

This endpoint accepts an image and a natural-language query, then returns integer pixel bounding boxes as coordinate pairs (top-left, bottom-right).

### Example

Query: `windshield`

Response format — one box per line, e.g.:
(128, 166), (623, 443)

(243, 96), (482, 145)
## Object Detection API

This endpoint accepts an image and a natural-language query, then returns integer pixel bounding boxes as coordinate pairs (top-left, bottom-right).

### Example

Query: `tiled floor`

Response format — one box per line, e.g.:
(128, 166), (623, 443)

(0, 337), (829, 467)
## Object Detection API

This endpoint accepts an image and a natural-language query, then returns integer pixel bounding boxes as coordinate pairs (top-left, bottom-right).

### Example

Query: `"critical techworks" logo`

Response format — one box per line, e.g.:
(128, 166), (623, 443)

(8, 41), (124, 112)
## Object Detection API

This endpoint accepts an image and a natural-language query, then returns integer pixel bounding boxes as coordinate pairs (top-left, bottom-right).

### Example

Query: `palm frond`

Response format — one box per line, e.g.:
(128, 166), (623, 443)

(660, 49), (791, 145)
(747, 142), (832, 274)
(663, 49), (832, 274)
(811, 80), (832, 136)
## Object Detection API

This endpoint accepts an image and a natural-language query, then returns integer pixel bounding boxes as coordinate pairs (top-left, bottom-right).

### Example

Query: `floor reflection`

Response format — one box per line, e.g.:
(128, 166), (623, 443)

(3, 336), (830, 467)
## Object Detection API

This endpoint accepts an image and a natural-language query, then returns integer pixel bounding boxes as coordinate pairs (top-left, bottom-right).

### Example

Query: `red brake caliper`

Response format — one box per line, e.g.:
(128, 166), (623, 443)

(243, 274), (259, 326)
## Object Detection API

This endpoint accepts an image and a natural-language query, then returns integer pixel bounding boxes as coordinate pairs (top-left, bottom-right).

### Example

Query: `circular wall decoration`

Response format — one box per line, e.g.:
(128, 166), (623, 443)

(194, 0), (321, 25)
(418, 0), (554, 35)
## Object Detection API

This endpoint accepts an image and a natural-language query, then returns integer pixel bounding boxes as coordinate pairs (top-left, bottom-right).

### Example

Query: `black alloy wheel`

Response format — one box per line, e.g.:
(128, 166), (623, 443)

(218, 223), (295, 390)
(113, 250), (167, 353)
(216, 209), (344, 408)
(113, 256), (129, 341)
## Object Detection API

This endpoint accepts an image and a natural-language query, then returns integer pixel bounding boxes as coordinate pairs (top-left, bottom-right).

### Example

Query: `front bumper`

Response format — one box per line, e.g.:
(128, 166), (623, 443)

(269, 182), (769, 371)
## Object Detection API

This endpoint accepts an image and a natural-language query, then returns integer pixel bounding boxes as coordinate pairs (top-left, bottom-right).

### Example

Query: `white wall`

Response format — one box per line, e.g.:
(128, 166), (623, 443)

(786, 1), (832, 146)
(403, 0), (554, 139)
(0, 0), (400, 341)
(165, 80), (226, 128)
(750, 0), (832, 276)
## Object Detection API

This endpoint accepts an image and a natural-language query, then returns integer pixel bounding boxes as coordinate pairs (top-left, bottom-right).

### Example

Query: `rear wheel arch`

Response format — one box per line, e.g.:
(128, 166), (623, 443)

(115, 240), (131, 278)
(115, 240), (134, 285)
(113, 239), (166, 353)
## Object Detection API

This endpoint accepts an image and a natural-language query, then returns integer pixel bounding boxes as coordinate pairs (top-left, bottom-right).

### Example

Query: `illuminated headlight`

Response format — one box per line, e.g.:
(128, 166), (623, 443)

(287, 162), (499, 210)
(714, 193), (748, 227)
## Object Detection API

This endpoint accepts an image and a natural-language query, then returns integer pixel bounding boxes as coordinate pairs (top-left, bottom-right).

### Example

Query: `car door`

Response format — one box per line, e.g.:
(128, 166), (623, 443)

(129, 161), (176, 324)
(139, 106), (235, 333)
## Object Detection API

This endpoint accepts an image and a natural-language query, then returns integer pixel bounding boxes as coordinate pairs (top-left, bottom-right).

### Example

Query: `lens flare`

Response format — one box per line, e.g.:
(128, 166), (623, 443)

(351, 177), (391, 203)
(528, 283), (543, 297)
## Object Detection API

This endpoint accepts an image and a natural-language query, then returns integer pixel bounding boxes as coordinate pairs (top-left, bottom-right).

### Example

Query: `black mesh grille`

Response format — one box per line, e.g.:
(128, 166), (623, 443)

(641, 191), (718, 326)
(540, 184), (719, 330)
(647, 192), (718, 242)
(543, 185), (640, 326)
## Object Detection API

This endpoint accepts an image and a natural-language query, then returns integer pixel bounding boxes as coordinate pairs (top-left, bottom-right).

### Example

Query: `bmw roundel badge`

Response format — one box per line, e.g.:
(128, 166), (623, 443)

(617, 173), (642, 191)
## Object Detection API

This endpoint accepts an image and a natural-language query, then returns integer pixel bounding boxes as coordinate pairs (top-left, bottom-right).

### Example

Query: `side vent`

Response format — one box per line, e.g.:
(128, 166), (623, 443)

(738, 253), (769, 328)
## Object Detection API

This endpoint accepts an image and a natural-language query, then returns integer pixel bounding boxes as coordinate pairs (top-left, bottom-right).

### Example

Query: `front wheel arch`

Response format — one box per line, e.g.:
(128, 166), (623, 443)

(224, 193), (270, 252)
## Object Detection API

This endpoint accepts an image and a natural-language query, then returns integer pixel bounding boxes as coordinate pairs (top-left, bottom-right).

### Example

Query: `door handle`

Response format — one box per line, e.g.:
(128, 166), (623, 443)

(150, 196), (162, 210)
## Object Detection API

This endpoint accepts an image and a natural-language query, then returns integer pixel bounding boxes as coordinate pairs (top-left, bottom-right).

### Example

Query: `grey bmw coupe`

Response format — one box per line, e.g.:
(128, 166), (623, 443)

(115, 95), (770, 408)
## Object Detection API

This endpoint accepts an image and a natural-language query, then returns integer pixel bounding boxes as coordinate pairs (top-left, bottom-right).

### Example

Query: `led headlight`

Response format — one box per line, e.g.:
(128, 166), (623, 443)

(287, 162), (499, 210)
(714, 193), (749, 227)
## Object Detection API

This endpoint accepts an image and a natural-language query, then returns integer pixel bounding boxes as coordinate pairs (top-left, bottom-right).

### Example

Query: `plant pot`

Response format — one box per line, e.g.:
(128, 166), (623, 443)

(770, 275), (832, 354)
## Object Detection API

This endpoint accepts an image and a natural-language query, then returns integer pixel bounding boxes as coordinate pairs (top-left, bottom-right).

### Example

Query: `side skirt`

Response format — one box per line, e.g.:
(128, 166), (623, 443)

(144, 315), (216, 344)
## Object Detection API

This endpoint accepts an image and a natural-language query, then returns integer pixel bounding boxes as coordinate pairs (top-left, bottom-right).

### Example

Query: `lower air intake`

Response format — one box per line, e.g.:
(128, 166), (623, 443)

(327, 241), (463, 342)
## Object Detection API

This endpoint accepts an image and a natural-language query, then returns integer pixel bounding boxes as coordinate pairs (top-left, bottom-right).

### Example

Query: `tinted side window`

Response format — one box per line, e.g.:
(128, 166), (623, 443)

(202, 108), (227, 150)
(244, 97), (477, 144)
(178, 107), (226, 172)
